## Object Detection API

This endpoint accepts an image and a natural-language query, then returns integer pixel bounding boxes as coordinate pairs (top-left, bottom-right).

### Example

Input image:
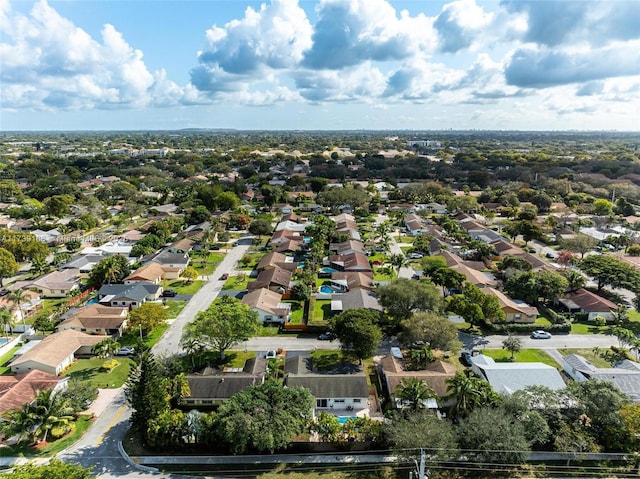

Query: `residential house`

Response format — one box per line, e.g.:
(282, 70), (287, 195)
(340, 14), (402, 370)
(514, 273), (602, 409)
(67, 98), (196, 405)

(0, 370), (69, 416)
(97, 282), (162, 308)
(10, 330), (105, 375)
(329, 240), (366, 256)
(329, 272), (375, 292)
(124, 263), (166, 284)
(56, 304), (129, 337)
(274, 220), (306, 233)
(60, 254), (105, 277)
(284, 356), (370, 416)
(484, 288), (538, 323)
(81, 242), (132, 257)
(461, 221), (505, 244)
(167, 238), (193, 254)
(328, 252), (372, 272)
(274, 239), (305, 254)
(270, 228), (303, 245)
(470, 354), (565, 395)
(246, 266), (293, 293)
(257, 252), (298, 272)
(558, 288), (619, 321)
(118, 229), (146, 242)
(10, 269), (81, 298)
(0, 290), (42, 326)
(31, 228), (63, 244)
(331, 289), (383, 313)
(182, 358), (267, 407)
(380, 355), (457, 410)
(241, 288), (291, 325)
(147, 250), (190, 279)
(563, 354), (640, 401)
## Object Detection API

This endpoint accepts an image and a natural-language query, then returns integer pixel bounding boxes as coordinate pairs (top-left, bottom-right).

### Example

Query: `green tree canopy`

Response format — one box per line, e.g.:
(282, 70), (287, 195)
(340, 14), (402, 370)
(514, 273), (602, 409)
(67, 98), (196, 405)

(88, 254), (131, 287)
(398, 311), (460, 351)
(329, 308), (382, 363)
(579, 254), (640, 293)
(127, 303), (168, 336)
(181, 296), (260, 360)
(377, 278), (444, 321)
(5, 460), (95, 479)
(216, 379), (315, 453)
(0, 247), (18, 287)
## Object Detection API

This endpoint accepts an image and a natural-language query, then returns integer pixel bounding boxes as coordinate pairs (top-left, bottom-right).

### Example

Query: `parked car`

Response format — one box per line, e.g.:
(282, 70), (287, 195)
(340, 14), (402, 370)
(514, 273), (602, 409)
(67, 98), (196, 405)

(232, 241), (239, 247)
(409, 252), (424, 259)
(318, 332), (337, 341)
(545, 252), (557, 259)
(210, 245), (221, 250)
(116, 346), (135, 356)
(531, 330), (552, 339)
(162, 289), (177, 297)
(265, 350), (277, 359)
(460, 351), (473, 367)
(527, 247), (536, 253)
(220, 273), (229, 280)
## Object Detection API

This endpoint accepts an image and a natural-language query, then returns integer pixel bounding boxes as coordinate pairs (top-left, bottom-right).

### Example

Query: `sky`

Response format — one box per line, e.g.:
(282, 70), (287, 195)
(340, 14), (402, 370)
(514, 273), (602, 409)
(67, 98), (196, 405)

(1, 0), (639, 131)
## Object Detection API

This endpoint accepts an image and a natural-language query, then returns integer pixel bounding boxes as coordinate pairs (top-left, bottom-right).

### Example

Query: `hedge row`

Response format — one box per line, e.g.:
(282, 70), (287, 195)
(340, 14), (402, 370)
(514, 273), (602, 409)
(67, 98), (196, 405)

(487, 322), (572, 334)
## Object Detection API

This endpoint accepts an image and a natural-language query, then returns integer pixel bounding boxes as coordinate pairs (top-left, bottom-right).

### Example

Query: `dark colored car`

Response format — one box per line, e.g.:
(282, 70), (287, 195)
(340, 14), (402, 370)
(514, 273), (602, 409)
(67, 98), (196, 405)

(220, 273), (229, 280)
(162, 289), (177, 297)
(210, 245), (221, 250)
(318, 332), (336, 341)
(460, 351), (473, 367)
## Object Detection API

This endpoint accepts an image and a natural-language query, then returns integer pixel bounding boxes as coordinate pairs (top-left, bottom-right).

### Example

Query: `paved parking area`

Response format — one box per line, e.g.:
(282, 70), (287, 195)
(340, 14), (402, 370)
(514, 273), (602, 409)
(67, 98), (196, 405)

(83, 387), (123, 417)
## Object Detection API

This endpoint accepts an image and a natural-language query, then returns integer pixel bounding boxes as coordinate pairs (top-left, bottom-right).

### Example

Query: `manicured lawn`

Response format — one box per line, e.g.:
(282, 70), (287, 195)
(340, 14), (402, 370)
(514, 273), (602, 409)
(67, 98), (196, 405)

(164, 280), (204, 295)
(256, 325), (281, 337)
(237, 252), (263, 270)
(26, 298), (68, 325)
(0, 415), (93, 457)
(119, 323), (170, 349)
(178, 350), (257, 371)
(398, 236), (415, 244)
(63, 357), (133, 389)
(222, 274), (250, 290)
(373, 267), (394, 281)
(284, 301), (304, 324)
(570, 321), (609, 334)
(310, 350), (357, 371)
(164, 300), (187, 319)
(481, 348), (558, 368)
(312, 299), (331, 324)
(557, 348), (613, 368)
(0, 345), (20, 375)
(535, 317), (553, 326)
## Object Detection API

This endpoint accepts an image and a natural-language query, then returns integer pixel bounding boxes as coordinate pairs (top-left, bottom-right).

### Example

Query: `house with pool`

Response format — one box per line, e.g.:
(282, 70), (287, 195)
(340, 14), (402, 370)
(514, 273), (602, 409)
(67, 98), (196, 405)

(284, 355), (371, 418)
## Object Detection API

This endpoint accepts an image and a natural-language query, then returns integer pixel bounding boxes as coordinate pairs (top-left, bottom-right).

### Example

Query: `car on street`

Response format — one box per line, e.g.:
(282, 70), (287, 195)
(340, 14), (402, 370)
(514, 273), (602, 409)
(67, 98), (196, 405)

(318, 332), (337, 341)
(116, 346), (135, 356)
(220, 273), (229, 280)
(459, 351), (473, 367)
(162, 289), (177, 297)
(531, 330), (552, 339)
(210, 245), (221, 250)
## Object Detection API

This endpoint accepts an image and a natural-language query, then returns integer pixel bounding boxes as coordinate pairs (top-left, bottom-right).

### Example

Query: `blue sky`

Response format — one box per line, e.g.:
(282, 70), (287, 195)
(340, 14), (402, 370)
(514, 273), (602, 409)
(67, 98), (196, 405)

(1, 0), (639, 131)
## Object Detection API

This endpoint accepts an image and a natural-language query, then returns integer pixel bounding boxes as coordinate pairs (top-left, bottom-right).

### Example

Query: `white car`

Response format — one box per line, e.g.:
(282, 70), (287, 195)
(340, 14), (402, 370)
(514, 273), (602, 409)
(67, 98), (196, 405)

(531, 330), (552, 339)
(409, 252), (424, 259)
(116, 346), (135, 356)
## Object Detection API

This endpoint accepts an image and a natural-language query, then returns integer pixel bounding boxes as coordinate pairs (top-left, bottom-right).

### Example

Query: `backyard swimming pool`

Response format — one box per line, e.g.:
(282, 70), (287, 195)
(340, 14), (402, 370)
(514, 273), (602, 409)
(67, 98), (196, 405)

(335, 416), (357, 425)
(0, 338), (9, 346)
(319, 285), (336, 294)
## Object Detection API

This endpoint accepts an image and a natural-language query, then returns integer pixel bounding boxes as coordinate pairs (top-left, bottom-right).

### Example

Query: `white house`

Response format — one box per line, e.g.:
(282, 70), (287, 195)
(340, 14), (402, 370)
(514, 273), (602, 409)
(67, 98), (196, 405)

(241, 288), (291, 325)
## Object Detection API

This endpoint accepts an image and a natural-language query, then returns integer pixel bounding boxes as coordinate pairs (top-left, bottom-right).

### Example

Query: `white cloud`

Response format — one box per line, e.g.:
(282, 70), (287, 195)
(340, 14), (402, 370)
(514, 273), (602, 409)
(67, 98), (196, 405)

(0, 0), (181, 110)
(434, 0), (493, 53)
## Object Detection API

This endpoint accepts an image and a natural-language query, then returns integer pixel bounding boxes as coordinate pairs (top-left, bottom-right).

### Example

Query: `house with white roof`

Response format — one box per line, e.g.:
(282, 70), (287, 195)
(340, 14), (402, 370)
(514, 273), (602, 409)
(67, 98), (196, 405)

(470, 354), (565, 395)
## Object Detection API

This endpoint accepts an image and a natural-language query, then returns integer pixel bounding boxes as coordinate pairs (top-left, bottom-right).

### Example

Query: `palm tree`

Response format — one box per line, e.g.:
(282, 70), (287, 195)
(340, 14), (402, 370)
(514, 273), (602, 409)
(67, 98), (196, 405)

(445, 372), (497, 420)
(7, 289), (29, 333)
(0, 403), (39, 443)
(395, 377), (437, 412)
(167, 373), (191, 408)
(30, 256), (49, 276)
(388, 254), (407, 277)
(0, 307), (14, 339)
(30, 390), (75, 442)
(91, 337), (120, 358)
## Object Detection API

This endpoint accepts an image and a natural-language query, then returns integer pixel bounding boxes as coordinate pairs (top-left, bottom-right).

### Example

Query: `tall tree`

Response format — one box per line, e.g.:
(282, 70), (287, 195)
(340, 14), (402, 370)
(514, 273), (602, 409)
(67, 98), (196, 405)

(329, 308), (382, 363)
(398, 311), (459, 351)
(127, 303), (168, 336)
(181, 296), (260, 360)
(395, 378), (437, 412)
(377, 278), (444, 321)
(446, 372), (499, 420)
(216, 379), (315, 453)
(91, 337), (120, 359)
(579, 255), (640, 292)
(88, 254), (131, 287)
(0, 247), (18, 287)
(125, 351), (169, 437)
(561, 234), (598, 259)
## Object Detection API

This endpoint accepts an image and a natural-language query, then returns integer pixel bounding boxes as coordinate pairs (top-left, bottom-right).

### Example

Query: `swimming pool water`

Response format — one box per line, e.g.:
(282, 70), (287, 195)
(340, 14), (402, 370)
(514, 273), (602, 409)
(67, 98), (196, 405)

(335, 416), (356, 425)
(319, 285), (335, 294)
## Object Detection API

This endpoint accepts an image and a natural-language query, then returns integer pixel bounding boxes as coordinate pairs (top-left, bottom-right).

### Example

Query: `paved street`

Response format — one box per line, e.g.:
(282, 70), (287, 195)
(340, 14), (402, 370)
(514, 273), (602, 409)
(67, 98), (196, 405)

(460, 331), (618, 351)
(152, 236), (253, 357)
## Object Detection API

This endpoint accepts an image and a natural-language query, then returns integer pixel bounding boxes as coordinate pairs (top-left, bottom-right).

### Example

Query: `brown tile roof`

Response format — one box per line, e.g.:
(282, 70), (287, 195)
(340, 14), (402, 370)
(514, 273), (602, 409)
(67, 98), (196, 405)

(11, 330), (105, 371)
(242, 288), (290, 316)
(330, 272), (375, 290)
(0, 370), (67, 415)
(56, 304), (128, 330)
(125, 263), (166, 282)
(329, 252), (372, 271)
(380, 355), (457, 398)
(247, 266), (292, 291)
(485, 288), (539, 317)
(257, 252), (297, 271)
(562, 288), (618, 313)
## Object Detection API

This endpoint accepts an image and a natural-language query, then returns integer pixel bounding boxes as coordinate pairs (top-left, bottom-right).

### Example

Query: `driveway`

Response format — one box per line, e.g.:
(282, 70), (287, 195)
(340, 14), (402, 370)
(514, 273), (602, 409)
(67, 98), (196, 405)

(152, 235), (254, 357)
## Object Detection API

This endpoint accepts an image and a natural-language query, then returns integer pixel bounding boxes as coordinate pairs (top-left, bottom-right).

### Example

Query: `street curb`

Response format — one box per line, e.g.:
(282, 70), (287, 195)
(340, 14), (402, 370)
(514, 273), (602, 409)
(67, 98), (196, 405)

(117, 440), (160, 474)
